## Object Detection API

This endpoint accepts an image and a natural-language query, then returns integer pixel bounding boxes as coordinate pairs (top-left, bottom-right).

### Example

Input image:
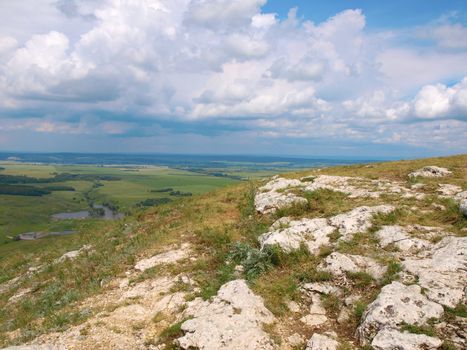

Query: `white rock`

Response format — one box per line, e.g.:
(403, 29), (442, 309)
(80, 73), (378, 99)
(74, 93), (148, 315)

(134, 245), (190, 272)
(460, 199), (467, 217)
(357, 282), (444, 342)
(304, 175), (420, 199)
(409, 166), (452, 178)
(437, 183), (462, 197)
(329, 205), (395, 238)
(269, 216), (292, 230)
(320, 252), (386, 279)
(305, 333), (339, 350)
(259, 218), (335, 253)
(286, 300), (301, 313)
(55, 244), (92, 264)
(376, 226), (431, 252)
(287, 333), (304, 347)
(371, 328), (442, 350)
(402, 236), (467, 308)
(300, 293), (328, 327)
(302, 282), (341, 296)
(177, 279), (275, 350)
(259, 177), (303, 192)
(255, 190), (307, 214)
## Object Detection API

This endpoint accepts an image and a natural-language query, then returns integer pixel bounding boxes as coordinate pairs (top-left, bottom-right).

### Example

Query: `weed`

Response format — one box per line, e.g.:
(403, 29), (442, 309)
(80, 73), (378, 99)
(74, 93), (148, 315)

(400, 322), (436, 337)
(346, 271), (374, 288)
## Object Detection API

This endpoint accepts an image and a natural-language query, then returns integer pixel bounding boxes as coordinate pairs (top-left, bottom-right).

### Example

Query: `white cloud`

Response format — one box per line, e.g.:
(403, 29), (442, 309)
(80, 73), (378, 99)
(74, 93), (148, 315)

(0, 0), (466, 154)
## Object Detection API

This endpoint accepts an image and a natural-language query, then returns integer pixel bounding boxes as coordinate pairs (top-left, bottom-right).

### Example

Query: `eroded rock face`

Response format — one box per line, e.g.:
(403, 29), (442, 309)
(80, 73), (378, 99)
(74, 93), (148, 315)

(357, 282), (444, 343)
(259, 177), (303, 192)
(376, 226), (432, 253)
(402, 236), (467, 308)
(176, 279), (275, 350)
(409, 166), (452, 178)
(320, 252), (386, 279)
(329, 205), (395, 238)
(134, 244), (190, 272)
(371, 329), (442, 350)
(259, 218), (335, 253)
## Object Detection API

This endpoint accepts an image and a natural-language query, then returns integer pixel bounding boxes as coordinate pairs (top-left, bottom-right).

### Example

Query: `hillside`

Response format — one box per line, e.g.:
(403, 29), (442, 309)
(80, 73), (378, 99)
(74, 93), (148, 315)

(0, 154), (466, 350)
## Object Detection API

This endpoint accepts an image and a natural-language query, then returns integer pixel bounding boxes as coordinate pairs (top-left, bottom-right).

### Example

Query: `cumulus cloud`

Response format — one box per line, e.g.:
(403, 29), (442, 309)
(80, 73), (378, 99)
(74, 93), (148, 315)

(0, 0), (466, 154)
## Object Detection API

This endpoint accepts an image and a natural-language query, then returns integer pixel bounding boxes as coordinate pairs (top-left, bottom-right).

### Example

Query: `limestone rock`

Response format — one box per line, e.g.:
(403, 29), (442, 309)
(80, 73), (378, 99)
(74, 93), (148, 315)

(259, 218), (335, 253)
(305, 333), (339, 350)
(303, 175), (421, 199)
(320, 252), (386, 279)
(302, 282), (341, 296)
(259, 177), (303, 192)
(357, 282), (444, 342)
(55, 244), (91, 263)
(371, 328), (442, 350)
(255, 190), (307, 215)
(409, 166), (451, 178)
(176, 279), (275, 350)
(460, 199), (467, 217)
(287, 333), (304, 347)
(376, 226), (431, 253)
(134, 244), (190, 272)
(437, 183), (462, 197)
(329, 205), (395, 238)
(402, 236), (467, 308)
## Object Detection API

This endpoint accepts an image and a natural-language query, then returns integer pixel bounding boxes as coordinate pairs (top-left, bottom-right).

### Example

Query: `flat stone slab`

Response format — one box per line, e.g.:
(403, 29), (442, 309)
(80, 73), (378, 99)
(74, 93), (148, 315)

(134, 244), (190, 272)
(409, 166), (452, 178)
(320, 252), (386, 279)
(176, 279), (275, 350)
(371, 328), (442, 350)
(402, 236), (467, 308)
(357, 281), (444, 343)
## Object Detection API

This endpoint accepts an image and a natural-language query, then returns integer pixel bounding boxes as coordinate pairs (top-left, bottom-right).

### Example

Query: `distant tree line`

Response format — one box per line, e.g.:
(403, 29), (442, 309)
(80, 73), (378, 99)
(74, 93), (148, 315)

(0, 173), (121, 185)
(0, 184), (51, 196)
(150, 188), (173, 193)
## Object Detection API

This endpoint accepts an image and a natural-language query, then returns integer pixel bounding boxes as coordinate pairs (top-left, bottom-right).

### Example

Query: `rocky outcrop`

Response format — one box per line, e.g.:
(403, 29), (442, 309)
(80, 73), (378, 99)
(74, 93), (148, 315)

(254, 177), (307, 214)
(320, 252), (386, 279)
(409, 166), (452, 178)
(134, 244), (190, 272)
(402, 236), (467, 308)
(303, 175), (423, 199)
(55, 244), (92, 263)
(329, 205), (395, 238)
(371, 329), (442, 350)
(259, 218), (335, 253)
(259, 205), (395, 253)
(357, 282), (444, 343)
(376, 226), (431, 253)
(305, 333), (339, 350)
(176, 279), (275, 349)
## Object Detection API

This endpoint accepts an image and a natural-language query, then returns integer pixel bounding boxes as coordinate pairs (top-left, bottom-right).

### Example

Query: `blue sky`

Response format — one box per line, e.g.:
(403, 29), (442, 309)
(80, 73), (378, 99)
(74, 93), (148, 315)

(0, 0), (466, 157)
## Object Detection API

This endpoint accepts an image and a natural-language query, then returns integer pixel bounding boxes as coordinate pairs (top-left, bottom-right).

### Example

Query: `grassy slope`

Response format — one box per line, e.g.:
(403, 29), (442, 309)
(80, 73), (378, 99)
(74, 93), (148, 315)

(0, 154), (465, 347)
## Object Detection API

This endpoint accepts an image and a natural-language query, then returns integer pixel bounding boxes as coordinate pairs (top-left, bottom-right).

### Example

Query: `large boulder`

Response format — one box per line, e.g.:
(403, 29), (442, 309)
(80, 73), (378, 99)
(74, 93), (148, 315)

(402, 236), (467, 308)
(176, 279), (275, 350)
(259, 218), (335, 253)
(357, 282), (444, 343)
(409, 166), (451, 178)
(255, 190), (307, 215)
(371, 329), (442, 350)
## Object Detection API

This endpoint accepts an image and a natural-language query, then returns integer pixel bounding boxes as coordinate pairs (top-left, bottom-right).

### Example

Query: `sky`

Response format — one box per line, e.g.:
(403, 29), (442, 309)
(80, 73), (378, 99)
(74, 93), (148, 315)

(0, 0), (466, 158)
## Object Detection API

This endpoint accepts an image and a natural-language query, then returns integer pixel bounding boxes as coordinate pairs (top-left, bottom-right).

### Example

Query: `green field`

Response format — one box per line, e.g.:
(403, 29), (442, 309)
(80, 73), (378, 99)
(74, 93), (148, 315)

(0, 162), (240, 242)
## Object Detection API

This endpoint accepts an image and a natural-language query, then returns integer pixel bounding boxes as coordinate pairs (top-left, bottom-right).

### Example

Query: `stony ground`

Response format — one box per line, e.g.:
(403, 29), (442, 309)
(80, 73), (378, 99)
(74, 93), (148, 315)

(0, 155), (466, 350)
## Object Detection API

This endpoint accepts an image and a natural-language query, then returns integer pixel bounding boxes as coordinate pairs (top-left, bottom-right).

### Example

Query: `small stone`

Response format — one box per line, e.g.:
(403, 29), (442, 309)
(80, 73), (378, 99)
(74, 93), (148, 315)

(305, 333), (339, 350)
(287, 333), (304, 347)
(286, 300), (301, 313)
